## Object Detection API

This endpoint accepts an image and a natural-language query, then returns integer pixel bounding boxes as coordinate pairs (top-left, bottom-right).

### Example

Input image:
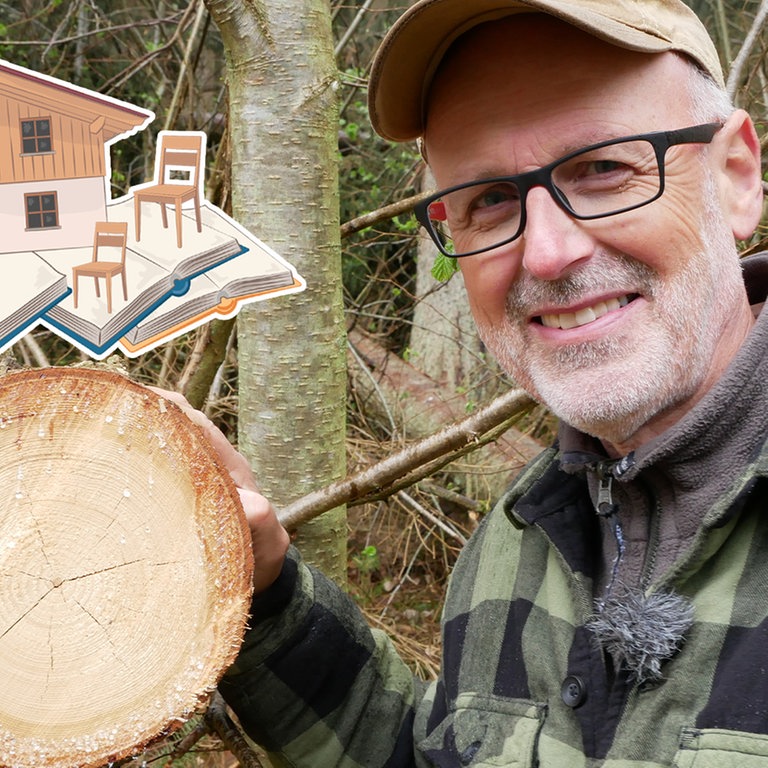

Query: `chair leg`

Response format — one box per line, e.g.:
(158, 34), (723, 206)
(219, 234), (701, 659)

(106, 278), (112, 314)
(73, 273), (79, 309)
(134, 195), (142, 241)
(194, 196), (202, 233)
(93, 277), (100, 298)
(174, 203), (183, 248)
(161, 204), (168, 229)
(121, 271), (128, 302)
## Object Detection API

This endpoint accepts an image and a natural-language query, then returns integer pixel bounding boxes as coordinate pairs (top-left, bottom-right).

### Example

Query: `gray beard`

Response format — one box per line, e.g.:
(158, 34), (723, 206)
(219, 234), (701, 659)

(481, 242), (741, 444)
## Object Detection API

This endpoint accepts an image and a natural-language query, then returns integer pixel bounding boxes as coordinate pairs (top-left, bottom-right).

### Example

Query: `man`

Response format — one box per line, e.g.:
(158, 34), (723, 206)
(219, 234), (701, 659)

(210, 0), (768, 765)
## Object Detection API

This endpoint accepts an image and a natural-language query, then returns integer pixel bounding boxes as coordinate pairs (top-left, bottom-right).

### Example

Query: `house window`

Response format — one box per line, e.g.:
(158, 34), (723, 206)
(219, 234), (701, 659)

(20, 118), (53, 154)
(25, 192), (59, 230)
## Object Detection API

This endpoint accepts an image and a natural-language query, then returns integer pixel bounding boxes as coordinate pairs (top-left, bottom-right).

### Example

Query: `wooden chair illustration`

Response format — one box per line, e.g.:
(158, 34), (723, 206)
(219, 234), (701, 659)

(72, 221), (129, 314)
(133, 133), (203, 248)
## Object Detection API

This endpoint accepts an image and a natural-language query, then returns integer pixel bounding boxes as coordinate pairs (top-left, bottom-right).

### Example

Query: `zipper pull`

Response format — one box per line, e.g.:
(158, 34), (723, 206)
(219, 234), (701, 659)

(596, 469), (618, 517)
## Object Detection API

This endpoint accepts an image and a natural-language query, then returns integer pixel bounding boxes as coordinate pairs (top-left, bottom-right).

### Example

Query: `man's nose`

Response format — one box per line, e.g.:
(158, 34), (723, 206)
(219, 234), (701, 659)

(520, 186), (594, 281)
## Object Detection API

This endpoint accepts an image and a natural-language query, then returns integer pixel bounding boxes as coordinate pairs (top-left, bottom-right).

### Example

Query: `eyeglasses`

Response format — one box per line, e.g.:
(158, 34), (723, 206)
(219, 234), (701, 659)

(414, 123), (723, 258)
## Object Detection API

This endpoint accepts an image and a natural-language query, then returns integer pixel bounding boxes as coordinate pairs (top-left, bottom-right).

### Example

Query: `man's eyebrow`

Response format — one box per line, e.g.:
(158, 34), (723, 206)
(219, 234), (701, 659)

(441, 129), (635, 186)
(558, 127), (647, 154)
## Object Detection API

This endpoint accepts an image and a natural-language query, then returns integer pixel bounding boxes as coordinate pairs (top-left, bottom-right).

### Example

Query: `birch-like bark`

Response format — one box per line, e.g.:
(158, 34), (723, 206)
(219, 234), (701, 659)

(205, 0), (347, 584)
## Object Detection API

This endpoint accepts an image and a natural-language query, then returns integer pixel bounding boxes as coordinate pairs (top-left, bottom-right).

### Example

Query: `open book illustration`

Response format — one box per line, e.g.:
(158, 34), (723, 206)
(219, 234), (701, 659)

(0, 59), (304, 359)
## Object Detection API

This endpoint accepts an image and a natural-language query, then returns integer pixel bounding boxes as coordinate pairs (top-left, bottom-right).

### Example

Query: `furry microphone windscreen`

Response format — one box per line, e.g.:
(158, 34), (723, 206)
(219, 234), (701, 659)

(587, 587), (695, 685)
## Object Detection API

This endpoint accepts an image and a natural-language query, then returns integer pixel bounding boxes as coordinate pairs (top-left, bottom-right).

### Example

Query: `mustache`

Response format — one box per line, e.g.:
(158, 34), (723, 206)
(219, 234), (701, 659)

(505, 253), (657, 316)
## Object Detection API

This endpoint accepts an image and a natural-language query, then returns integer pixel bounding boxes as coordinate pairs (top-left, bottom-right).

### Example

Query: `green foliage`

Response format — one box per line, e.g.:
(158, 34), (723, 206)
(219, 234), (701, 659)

(354, 544), (380, 572)
(431, 253), (460, 282)
(351, 544), (382, 599)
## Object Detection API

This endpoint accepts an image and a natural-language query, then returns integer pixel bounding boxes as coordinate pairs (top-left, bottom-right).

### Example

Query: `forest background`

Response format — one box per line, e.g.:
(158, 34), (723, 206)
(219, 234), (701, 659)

(1, 0), (767, 765)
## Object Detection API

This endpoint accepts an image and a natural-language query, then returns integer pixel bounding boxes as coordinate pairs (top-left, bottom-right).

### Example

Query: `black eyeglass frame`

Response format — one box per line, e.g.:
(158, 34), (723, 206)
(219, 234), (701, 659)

(414, 122), (723, 258)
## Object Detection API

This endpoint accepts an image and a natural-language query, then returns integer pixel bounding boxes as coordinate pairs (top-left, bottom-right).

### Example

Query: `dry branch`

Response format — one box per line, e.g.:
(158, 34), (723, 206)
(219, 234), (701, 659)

(340, 192), (430, 239)
(278, 386), (536, 530)
(204, 692), (264, 768)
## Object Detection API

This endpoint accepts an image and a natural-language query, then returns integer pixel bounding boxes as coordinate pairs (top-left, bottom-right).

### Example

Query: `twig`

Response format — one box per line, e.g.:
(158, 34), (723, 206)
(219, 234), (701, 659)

(204, 692), (264, 768)
(334, 0), (376, 56)
(98, 3), (198, 94)
(0, 14), (184, 47)
(726, 0), (768, 100)
(163, 0), (208, 131)
(347, 338), (399, 438)
(340, 192), (430, 239)
(379, 537), (426, 619)
(161, 692), (263, 767)
(163, 716), (210, 766)
(397, 490), (467, 546)
(16, 335), (50, 368)
(278, 387), (535, 530)
(419, 480), (485, 513)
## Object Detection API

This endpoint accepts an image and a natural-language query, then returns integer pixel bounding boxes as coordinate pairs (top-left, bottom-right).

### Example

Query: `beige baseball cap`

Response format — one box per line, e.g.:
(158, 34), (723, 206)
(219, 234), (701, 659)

(368, 0), (723, 142)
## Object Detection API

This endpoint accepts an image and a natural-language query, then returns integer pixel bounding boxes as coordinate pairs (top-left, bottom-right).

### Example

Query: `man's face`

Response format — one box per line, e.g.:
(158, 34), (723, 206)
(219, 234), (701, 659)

(423, 16), (754, 452)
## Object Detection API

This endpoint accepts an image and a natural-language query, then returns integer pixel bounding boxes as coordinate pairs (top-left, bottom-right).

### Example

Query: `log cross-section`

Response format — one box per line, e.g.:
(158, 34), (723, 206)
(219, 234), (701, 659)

(0, 367), (253, 768)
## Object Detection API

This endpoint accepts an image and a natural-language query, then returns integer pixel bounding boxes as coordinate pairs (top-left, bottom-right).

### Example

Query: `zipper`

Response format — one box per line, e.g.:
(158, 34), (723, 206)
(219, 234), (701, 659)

(594, 460), (619, 516)
(640, 495), (661, 591)
(593, 461), (625, 603)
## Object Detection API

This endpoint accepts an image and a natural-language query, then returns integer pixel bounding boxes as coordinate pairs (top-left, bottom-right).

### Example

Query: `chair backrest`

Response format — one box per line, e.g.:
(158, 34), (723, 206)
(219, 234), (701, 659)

(158, 133), (203, 187)
(92, 221), (128, 264)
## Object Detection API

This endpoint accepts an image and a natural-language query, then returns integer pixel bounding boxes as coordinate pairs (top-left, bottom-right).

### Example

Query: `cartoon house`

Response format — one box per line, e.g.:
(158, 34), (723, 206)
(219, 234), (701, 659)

(0, 60), (152, 253)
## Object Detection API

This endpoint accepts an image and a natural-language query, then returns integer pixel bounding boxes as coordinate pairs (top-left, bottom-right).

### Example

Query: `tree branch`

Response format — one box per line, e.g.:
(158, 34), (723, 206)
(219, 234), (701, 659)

(725, 0), (768, 100)
(204, 692), (264, 768)
(340, 191), (430, 239)
(278, 387), (536, 530)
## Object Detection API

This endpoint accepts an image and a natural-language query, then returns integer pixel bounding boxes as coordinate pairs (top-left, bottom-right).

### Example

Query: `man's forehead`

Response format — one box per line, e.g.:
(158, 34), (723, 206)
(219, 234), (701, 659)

(423, 19), (690, 166)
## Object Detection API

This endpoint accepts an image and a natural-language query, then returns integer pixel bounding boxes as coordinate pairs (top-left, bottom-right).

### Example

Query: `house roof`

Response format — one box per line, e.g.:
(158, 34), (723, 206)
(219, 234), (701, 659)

(0, 59), (153, 143)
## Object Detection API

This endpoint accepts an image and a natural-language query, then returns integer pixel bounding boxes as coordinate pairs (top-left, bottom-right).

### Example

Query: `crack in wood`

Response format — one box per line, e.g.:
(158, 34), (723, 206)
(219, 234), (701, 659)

(0, 585), (55, 640)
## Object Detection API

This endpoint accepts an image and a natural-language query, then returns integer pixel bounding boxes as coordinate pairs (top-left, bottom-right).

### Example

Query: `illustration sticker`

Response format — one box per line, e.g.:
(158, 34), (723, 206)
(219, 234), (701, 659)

(0, 59), (305, 359)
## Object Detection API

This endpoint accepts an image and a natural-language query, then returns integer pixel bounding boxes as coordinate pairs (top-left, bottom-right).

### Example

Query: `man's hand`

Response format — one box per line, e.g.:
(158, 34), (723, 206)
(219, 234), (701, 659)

(151, 388), (290, 594)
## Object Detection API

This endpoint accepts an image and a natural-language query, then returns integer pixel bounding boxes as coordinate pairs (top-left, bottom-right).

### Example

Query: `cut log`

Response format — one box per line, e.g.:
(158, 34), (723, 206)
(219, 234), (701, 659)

(0, 367), (254, 768)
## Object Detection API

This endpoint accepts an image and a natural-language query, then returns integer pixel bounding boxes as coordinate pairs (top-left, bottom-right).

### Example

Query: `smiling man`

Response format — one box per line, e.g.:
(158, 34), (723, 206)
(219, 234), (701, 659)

(411, 13), (760, 454)
(215, 1), (768, 766)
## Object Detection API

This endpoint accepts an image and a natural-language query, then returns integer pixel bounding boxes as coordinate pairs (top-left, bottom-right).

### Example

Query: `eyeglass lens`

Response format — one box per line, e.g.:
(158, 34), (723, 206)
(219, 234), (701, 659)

(426, 137), (662, 257)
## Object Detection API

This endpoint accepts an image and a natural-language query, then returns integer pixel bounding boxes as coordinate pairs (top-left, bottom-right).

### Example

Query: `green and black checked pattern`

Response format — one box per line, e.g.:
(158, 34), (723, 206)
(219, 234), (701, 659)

(222, 442), (768, 767)
(220, 550), (420, 768)
(424, 444), (768, 767)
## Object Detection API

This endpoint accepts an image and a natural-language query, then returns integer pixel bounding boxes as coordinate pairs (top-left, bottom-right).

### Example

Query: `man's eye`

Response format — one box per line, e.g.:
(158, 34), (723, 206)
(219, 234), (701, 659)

(592, 160), (623, 174)
(566, 158), (637, 190)
(473, 185), (519, 210)
(581, 159), (628, 176)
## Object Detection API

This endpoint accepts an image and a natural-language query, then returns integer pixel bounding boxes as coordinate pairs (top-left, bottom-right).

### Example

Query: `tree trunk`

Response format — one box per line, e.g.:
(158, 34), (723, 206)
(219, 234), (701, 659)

(205, 0), (347, 584)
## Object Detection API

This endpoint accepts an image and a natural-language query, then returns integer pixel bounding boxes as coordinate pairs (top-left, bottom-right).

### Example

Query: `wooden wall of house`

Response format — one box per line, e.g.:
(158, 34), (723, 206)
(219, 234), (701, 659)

(0, 94), (105, 184)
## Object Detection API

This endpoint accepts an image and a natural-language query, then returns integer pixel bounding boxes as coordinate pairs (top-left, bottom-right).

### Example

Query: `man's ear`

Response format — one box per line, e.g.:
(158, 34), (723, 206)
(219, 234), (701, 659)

(714, 110), (763, 241)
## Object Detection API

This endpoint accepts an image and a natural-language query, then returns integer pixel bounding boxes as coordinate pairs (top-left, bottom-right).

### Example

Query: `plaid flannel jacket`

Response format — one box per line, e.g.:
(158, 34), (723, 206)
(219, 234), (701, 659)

(220, 441), (768, 767)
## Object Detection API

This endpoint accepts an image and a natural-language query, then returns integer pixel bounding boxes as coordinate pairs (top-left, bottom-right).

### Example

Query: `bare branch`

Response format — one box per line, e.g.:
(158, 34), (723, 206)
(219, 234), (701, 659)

(341, 191), (430, 239)
(278, 387), (536, 529)
(1, 13), (184, 48)
(204, 692), (264, 768)
(726, 0), (768, 100)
